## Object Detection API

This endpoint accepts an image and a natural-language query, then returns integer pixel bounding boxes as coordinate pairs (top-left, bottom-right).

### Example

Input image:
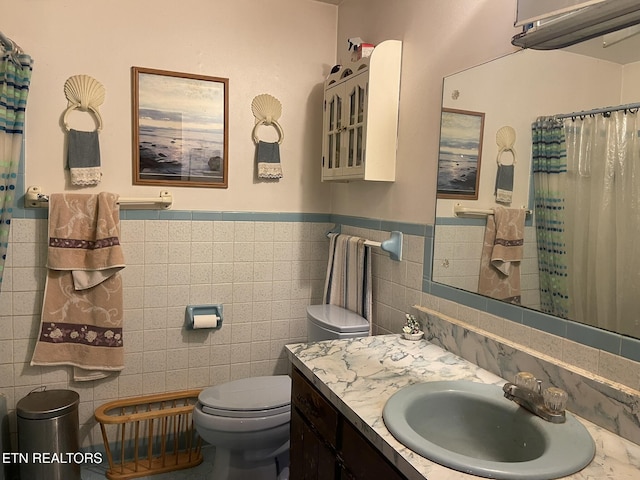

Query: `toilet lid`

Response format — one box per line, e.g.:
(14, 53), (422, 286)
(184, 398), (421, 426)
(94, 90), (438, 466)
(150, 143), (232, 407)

(199, 375), (291, 418)
(307, 304), (369, 333)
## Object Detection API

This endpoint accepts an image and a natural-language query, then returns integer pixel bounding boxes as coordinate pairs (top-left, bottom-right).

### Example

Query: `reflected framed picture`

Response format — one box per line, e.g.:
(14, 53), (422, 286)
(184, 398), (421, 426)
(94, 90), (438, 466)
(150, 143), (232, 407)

(132, 67), (229, 188)
(436, 108), (484, 199)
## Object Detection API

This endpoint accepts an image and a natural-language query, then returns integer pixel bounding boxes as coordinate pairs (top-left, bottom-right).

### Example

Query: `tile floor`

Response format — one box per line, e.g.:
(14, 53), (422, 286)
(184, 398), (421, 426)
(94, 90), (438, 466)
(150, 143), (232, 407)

(81, 446), (215, 480)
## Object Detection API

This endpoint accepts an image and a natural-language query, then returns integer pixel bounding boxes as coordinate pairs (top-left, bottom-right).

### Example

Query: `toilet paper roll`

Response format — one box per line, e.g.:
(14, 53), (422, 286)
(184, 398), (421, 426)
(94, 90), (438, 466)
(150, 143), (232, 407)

(191, 314), (220, 329)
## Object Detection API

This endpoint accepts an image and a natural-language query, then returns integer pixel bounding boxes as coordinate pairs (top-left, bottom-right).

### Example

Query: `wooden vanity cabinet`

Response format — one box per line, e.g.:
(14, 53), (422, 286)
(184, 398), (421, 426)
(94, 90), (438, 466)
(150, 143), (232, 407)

(290, 367), (407, 480)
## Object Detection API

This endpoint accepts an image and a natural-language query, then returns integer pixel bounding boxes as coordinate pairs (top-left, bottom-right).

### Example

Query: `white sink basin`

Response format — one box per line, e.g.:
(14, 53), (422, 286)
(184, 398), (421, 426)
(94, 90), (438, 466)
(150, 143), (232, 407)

(383, 380), (595, 480)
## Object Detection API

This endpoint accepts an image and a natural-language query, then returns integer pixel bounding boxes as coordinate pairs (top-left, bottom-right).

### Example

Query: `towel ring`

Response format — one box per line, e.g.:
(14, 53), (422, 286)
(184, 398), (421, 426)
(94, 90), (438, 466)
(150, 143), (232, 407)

(496, 147), (516, 165)
(252, 119), (284, 145)
(63, 104), (103, 132)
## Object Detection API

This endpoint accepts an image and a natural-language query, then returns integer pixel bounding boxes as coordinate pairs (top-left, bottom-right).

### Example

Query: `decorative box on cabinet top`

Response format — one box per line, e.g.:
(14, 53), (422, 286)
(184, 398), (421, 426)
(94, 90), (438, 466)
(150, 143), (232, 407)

(322, 40), (402, 182)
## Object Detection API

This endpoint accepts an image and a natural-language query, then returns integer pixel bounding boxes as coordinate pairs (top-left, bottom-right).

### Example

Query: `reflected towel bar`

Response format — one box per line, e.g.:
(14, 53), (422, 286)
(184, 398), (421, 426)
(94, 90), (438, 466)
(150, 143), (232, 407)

(326, 227), (403, 261)
(453, 204), (532, 217)
(24, 186), (173, 209)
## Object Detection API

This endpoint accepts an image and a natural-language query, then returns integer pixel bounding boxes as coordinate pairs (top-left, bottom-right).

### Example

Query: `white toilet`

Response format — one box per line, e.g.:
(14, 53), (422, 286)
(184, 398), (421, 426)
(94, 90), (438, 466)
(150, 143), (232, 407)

(193, 304), (369, 479)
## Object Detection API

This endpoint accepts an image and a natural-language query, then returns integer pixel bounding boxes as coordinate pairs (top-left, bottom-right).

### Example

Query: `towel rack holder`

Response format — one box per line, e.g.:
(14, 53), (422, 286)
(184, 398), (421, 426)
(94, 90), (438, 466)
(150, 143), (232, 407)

(24, 186), (173, 209)
(326, 227), (403, 261)
(453, 203), (532, 217)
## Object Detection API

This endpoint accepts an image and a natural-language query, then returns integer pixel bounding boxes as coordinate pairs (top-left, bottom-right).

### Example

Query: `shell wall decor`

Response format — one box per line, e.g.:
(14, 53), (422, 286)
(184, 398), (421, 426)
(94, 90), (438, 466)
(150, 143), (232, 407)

(63, 74), (105, 132)
(251, 93), (284, 144)
(252, 93), (284, 180)
(496, 125), (516, 164)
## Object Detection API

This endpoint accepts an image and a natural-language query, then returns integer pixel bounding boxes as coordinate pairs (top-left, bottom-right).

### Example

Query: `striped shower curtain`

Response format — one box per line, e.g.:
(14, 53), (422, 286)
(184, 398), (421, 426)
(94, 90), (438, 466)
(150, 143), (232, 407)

(0, 44), (32, 291)
(532, 117), (569, 318)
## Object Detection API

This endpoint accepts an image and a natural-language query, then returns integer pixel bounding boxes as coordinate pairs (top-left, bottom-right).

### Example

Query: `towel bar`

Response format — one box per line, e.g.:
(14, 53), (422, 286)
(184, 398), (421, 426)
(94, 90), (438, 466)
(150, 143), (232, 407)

(453, 204), (532, 217)
(326, 227), (403, 261)
(24, 186), (173, 209)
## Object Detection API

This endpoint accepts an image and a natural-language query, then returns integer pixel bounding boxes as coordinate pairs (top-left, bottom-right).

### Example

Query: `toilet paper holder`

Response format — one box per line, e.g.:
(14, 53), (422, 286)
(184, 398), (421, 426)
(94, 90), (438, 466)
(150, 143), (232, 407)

(186, 304), (223, 330)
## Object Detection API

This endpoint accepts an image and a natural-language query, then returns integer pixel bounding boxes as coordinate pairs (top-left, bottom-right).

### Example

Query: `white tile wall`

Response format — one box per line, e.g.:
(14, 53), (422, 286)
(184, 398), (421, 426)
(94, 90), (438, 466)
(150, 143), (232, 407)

(432, 224), (540, 308)
(1, 218), (425, 451)
(339, 226), (425, 337)
(0, 218), (318, 448)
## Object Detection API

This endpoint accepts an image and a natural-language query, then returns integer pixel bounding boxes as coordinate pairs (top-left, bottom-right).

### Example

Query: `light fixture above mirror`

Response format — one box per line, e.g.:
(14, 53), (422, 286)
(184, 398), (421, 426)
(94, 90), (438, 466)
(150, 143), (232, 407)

(512, 0), (640, 50)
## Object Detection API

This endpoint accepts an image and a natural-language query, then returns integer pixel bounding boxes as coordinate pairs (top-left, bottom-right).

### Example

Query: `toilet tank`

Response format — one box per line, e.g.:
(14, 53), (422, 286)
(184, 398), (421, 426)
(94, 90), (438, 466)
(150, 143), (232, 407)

(306, 305), (370, 342)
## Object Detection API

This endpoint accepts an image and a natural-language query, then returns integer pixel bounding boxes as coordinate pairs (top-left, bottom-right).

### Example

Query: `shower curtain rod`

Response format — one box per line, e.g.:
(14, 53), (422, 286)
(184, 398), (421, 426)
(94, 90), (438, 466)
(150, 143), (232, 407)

(555, 101), (640, 119)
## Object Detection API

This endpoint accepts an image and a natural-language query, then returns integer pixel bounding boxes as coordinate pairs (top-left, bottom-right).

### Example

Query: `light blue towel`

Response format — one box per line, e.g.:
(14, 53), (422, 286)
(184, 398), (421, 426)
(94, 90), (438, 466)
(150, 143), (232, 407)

(495, 164), (514, 204)
(256, 141), (283, 179)
(67, 129), (101, 186)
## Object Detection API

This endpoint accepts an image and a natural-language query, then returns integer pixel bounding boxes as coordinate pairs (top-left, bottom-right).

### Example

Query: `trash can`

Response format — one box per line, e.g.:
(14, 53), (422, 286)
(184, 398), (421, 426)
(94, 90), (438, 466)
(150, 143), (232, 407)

(16, 389), (81, 480)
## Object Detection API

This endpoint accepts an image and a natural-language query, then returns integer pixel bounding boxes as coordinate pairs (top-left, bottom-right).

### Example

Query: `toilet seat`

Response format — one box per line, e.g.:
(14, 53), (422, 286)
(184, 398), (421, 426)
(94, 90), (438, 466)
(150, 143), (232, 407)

(198, 375), (291, 418)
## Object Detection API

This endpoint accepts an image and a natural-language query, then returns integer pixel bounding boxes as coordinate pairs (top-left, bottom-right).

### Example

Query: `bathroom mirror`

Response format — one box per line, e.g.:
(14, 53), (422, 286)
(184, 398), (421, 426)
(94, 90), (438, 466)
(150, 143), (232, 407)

(433, 32), (640, 340)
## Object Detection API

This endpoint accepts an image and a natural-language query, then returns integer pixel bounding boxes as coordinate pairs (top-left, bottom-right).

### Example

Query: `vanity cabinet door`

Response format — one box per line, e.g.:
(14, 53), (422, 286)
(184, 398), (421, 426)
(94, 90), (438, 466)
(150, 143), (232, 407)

(291, 367), (408, 480)
(291, 368), (340, 480)
(291, 368), (339, 447)
(290, 408), (337, 480)
(340, 421), (406, 480)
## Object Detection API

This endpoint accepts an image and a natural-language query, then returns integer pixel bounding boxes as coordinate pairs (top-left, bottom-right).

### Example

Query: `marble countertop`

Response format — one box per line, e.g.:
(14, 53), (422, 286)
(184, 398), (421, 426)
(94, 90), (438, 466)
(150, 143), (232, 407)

(286, 335), (640, 480)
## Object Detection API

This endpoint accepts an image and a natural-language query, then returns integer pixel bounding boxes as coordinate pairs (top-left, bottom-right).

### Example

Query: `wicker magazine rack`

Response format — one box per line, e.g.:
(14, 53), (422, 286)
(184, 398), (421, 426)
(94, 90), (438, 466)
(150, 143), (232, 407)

(94, 390), (203, 480)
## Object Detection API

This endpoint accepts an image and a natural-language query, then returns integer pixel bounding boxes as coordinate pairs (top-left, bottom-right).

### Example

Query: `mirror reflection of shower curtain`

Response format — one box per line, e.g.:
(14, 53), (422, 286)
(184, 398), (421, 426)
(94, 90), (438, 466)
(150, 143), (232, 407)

(0, 41), (33, 293)
(532, 117), (570, 319)
(564, 112), (640, 337)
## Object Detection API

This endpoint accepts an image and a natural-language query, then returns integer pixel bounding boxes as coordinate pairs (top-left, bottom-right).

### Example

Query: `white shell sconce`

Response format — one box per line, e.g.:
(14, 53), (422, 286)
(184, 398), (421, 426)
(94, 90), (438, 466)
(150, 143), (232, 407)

(251, 93), (284, 144)
(63, 74), (105, 132)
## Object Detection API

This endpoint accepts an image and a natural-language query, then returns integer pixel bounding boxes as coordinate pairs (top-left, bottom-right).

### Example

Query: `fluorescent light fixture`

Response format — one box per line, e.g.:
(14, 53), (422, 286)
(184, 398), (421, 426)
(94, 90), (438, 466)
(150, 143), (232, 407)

(515, 0), (607, 27)
(602, 24), (640, 47)
(512, 0), (640, 50)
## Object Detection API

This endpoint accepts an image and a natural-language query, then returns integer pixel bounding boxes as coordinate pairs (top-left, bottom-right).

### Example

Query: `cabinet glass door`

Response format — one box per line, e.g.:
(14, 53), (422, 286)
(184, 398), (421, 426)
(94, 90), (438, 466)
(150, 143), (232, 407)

(324, 88), (343, 178)
(344, 75), (367, 176)
(323, 72), (369, 180)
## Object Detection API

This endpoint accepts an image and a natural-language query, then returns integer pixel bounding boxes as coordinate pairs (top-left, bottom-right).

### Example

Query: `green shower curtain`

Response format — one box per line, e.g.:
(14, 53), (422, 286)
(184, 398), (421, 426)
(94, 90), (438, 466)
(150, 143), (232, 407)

(0, 42), (33, 291)
(531, 117), (569, 318)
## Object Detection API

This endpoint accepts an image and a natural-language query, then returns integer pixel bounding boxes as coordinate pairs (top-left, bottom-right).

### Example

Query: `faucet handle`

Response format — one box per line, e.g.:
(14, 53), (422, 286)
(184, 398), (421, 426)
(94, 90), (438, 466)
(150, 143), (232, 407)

(543, 387), (568, 413)
(514, 371), (537, 390)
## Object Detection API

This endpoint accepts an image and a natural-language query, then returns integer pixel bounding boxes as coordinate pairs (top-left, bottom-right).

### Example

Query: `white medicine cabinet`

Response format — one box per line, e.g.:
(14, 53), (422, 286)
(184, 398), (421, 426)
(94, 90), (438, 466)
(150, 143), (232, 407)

(321, 40), (402, 182)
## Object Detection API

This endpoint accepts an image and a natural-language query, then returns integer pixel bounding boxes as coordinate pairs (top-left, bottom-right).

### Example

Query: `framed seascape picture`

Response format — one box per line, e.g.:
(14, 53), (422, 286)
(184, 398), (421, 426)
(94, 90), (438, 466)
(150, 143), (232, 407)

(436, 108), (485, 199)
(132, 67), (229, 188)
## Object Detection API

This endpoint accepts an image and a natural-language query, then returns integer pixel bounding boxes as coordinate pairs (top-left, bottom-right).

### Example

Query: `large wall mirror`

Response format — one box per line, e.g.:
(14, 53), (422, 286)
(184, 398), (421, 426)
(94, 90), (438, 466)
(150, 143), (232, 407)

(433, 32), (640, 340)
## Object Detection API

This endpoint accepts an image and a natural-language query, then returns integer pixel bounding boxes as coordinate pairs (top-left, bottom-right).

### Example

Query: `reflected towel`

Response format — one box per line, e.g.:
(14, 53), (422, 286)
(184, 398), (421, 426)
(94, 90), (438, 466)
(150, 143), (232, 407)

(478, 207), (526, 304)
(31, 193), (125, 381)
(68, 129), (102, 186)
(323, 233), (372, 331)
(257, 141), (283, 179)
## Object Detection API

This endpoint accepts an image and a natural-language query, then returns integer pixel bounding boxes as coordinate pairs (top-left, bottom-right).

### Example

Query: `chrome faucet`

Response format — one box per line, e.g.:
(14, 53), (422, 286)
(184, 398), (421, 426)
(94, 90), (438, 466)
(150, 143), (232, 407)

(502, 372), (567, 424)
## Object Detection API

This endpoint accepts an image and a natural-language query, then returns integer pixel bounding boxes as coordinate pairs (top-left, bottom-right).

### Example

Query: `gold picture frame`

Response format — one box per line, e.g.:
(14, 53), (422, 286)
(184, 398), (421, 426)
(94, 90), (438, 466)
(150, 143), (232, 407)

(132, 67), (229, 188)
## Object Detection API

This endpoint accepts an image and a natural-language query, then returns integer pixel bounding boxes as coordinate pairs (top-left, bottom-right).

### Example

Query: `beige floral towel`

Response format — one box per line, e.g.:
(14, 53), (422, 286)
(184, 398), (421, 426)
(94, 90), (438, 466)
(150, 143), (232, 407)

(477, 207), (526, 304)
(31, 193), (125, 381)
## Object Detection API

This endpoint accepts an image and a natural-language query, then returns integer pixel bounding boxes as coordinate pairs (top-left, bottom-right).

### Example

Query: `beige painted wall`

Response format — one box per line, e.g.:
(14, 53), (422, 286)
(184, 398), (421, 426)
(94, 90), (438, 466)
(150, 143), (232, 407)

(4, 0), (337, 213)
